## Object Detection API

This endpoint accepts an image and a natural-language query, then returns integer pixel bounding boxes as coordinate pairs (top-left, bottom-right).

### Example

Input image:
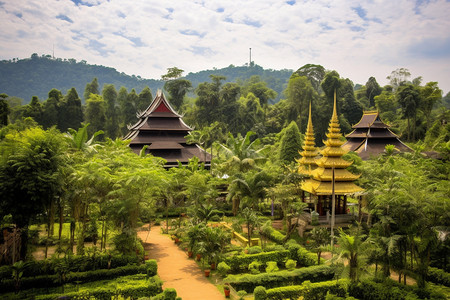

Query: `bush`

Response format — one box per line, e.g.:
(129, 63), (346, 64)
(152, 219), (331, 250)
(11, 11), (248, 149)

(261, 227), (285, 244)
(265, 279), (349, 300)
(36, 275), (163, 300)
(265, 261), (279, 273)
(0, 264), (154, 293)
(151, 287), (178, 300)
(217, 261), (231, 277)
(249, 260), (262, 274)
(224, 250), (290, 273)
(285, 259), (297, 271)
(297, 246), (320, 266)
(264, 244), (285, 252)
(254, 286), (267, 300)
(146, 259), (158, 277)
(426, 267), (450, 287)
(0, 254), (141, 280)
(247, 246), (263, 254)
(224, 265), (335, 293)
(348, 278), (446, 300)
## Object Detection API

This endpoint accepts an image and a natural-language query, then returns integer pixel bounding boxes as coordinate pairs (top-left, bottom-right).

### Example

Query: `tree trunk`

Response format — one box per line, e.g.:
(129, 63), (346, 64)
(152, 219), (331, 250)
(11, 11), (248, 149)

(58, 200), (63, 241)
(19, 227), (28, 262)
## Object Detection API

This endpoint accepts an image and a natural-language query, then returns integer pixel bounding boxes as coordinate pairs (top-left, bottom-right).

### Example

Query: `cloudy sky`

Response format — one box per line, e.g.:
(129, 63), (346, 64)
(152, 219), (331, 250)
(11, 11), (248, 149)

(1, 0), (449, 93)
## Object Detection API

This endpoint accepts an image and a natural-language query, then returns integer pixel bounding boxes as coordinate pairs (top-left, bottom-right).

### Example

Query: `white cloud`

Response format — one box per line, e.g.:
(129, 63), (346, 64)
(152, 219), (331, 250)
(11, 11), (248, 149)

(0, 0), (449, 93)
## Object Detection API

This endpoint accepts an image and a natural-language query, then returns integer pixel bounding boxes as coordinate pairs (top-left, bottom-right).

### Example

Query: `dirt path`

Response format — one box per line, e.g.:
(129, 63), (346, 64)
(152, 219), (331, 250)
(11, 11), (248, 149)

(137, 226), (225, 300)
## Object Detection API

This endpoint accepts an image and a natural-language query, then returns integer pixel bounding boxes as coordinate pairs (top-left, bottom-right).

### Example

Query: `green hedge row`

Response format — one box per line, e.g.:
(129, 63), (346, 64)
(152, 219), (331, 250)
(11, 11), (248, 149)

(0, 260), (157, 293)
(0, 254), (140, 279)
(255, 279), (350, 300)
(224, 251), (290, 273)
(224, 265), (335, 293)
(348, 278), (446, 300)
(35, 275), (163, 300)
(426, 267), (450, 287)
(261, 227), (286, 244)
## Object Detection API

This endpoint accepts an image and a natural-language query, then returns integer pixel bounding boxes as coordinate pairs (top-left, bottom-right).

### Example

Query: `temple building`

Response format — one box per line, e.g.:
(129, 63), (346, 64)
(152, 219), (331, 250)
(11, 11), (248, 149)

(123, 90), (211, 168)
(343, 111), (412, 160)
(300, 93), (364, 216)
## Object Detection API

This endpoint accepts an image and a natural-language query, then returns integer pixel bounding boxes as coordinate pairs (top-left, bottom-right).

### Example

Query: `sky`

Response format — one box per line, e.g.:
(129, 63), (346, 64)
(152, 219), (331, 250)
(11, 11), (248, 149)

(1, 0), (450, 94)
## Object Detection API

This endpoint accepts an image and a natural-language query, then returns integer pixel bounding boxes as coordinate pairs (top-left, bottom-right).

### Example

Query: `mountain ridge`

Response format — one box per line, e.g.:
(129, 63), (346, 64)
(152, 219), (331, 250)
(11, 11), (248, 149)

(0, 54), (292, 103)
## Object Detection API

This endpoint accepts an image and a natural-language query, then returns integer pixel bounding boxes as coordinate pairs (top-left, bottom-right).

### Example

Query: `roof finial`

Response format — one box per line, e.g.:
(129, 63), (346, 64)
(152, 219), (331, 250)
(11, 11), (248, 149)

(332, 89), (337, 121)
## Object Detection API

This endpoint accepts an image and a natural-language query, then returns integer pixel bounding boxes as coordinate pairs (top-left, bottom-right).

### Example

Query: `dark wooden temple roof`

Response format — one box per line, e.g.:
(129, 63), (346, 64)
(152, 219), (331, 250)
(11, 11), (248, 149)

(343, 111), (412, 159)
(124, 90), (211, 167)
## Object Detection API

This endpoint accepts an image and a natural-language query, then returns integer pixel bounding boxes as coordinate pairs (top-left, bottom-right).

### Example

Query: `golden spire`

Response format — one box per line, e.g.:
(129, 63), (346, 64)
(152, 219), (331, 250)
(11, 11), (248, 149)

(301, 89), (363, 195)
(298, 101), (318, 175)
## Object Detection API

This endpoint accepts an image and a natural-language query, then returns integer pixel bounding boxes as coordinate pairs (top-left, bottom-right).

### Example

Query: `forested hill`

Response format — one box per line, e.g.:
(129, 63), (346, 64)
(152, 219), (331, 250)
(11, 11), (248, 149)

(0, 54), (292, 103)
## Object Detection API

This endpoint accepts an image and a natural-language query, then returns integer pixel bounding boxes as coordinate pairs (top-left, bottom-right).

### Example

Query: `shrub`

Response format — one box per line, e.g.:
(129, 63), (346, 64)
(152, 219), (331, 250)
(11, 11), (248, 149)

(247, 246), (263, 254)
(146, 259), (158, 277)
(261, 227), (285, 244)
(254, 286), (267, 300)
(224, 250), (290, 272)
(297, 246), (319, 266)
(426, 267), (450, 287)
(224, 265), (334, 293)
(285, 259), (297, 271)
(249, 260), (262, 274)
(265, 279), (349, 300)
(217, 262), (231, 277)
(265, 261), (279, 273)
(264, 244), (285, 252)
(151, 287), (178, 300)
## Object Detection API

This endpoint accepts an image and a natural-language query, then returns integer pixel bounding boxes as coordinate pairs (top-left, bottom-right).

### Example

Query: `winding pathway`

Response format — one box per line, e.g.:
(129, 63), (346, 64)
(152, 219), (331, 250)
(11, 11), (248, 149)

(137, 226), (225, 300)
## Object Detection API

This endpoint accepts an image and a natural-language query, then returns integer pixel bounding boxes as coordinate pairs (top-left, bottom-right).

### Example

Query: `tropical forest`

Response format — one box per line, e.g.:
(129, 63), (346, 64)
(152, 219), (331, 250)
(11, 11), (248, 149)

(0, 58), (449, 300)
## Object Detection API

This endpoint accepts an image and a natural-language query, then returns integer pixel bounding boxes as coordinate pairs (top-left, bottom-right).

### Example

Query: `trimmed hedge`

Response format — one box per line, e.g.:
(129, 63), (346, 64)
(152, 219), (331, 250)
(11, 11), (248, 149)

(348, 279), (447, 300)
(262, 227), (286, 244)
(35, 275), (163, 300)
(426, 266), (450, 287)
(0, 260), (157, 293)
(259, 279), (350, 300)
(224, 265), (335, 293)
(224, 250), (290, 273)
(0, 254), (141, 280)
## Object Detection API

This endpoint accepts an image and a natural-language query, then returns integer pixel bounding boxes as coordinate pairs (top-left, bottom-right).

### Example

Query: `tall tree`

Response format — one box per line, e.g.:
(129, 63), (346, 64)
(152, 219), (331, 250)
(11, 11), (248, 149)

(83, 77), (99, 101)
(0, 127), (67, 261)
(136, 86), (153, 112)
(84, 94), (106, 137)
(102, 84), (119, 139)
(340, 78), (363, 126)
(387, 68), (411, 91)
(241, 75), (277, 107)
(41, 89), (62, 129)
(117, 86), (129, 135)
(0, 93), (9, 126)
(292, 64), (326, 93)
(365, 76), (382, 108)
(279, 121), (302, 165)
(162, 67), (192, 112)
(397, 84), (421, 141)
(60, 88), (83, 132)
(23, 96), (43, 125)
(420, 82), (442, 130)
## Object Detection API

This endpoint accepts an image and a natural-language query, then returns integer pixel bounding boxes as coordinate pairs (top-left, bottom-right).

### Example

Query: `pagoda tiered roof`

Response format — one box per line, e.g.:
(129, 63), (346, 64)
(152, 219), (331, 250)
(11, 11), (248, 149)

(298, 103), (318, 175)
(301, 92), (363, 196)
(343, 111), (412, 160)
(123, 90), (211, 167)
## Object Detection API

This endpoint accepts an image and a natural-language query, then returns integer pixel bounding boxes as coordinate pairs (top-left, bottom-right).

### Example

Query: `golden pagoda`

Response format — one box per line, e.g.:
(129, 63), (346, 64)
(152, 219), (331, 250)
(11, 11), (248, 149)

(301, 91), (363, 215)
(297, 102), (318, 175)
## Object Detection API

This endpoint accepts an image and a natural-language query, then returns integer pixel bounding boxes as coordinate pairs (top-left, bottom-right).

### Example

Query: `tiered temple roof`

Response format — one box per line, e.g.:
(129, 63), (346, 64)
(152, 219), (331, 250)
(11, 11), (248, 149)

(343, 111), (412, 160)
(298, 102), (318, 175)
(123, 90), (211, 167)
(301, 93), (363, 196)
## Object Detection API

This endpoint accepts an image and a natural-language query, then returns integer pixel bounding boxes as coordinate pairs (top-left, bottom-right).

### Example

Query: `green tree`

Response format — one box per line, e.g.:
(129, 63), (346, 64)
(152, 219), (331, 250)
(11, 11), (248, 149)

(102, 84), (119, 139)
(60, 87), (83, 132)
(292, 64), (326, 93)
(0, 127), (67, 260)
(241, 75), (277, 107)
(420, 81), (442, 130)
(279, 121), (302, 165)
(162, 68), (192, 112)
(137, 86), (153, 112)
(387, 68), (411, 91)
(340, 78), (363, 126)
(397, 84), (421, 141)
(83, 77), (99, 101)
(84, 94), (106, 137)
(365, 77), (382, 107)
(0, 93), (10, 126)
(23, 96), (43, 125)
